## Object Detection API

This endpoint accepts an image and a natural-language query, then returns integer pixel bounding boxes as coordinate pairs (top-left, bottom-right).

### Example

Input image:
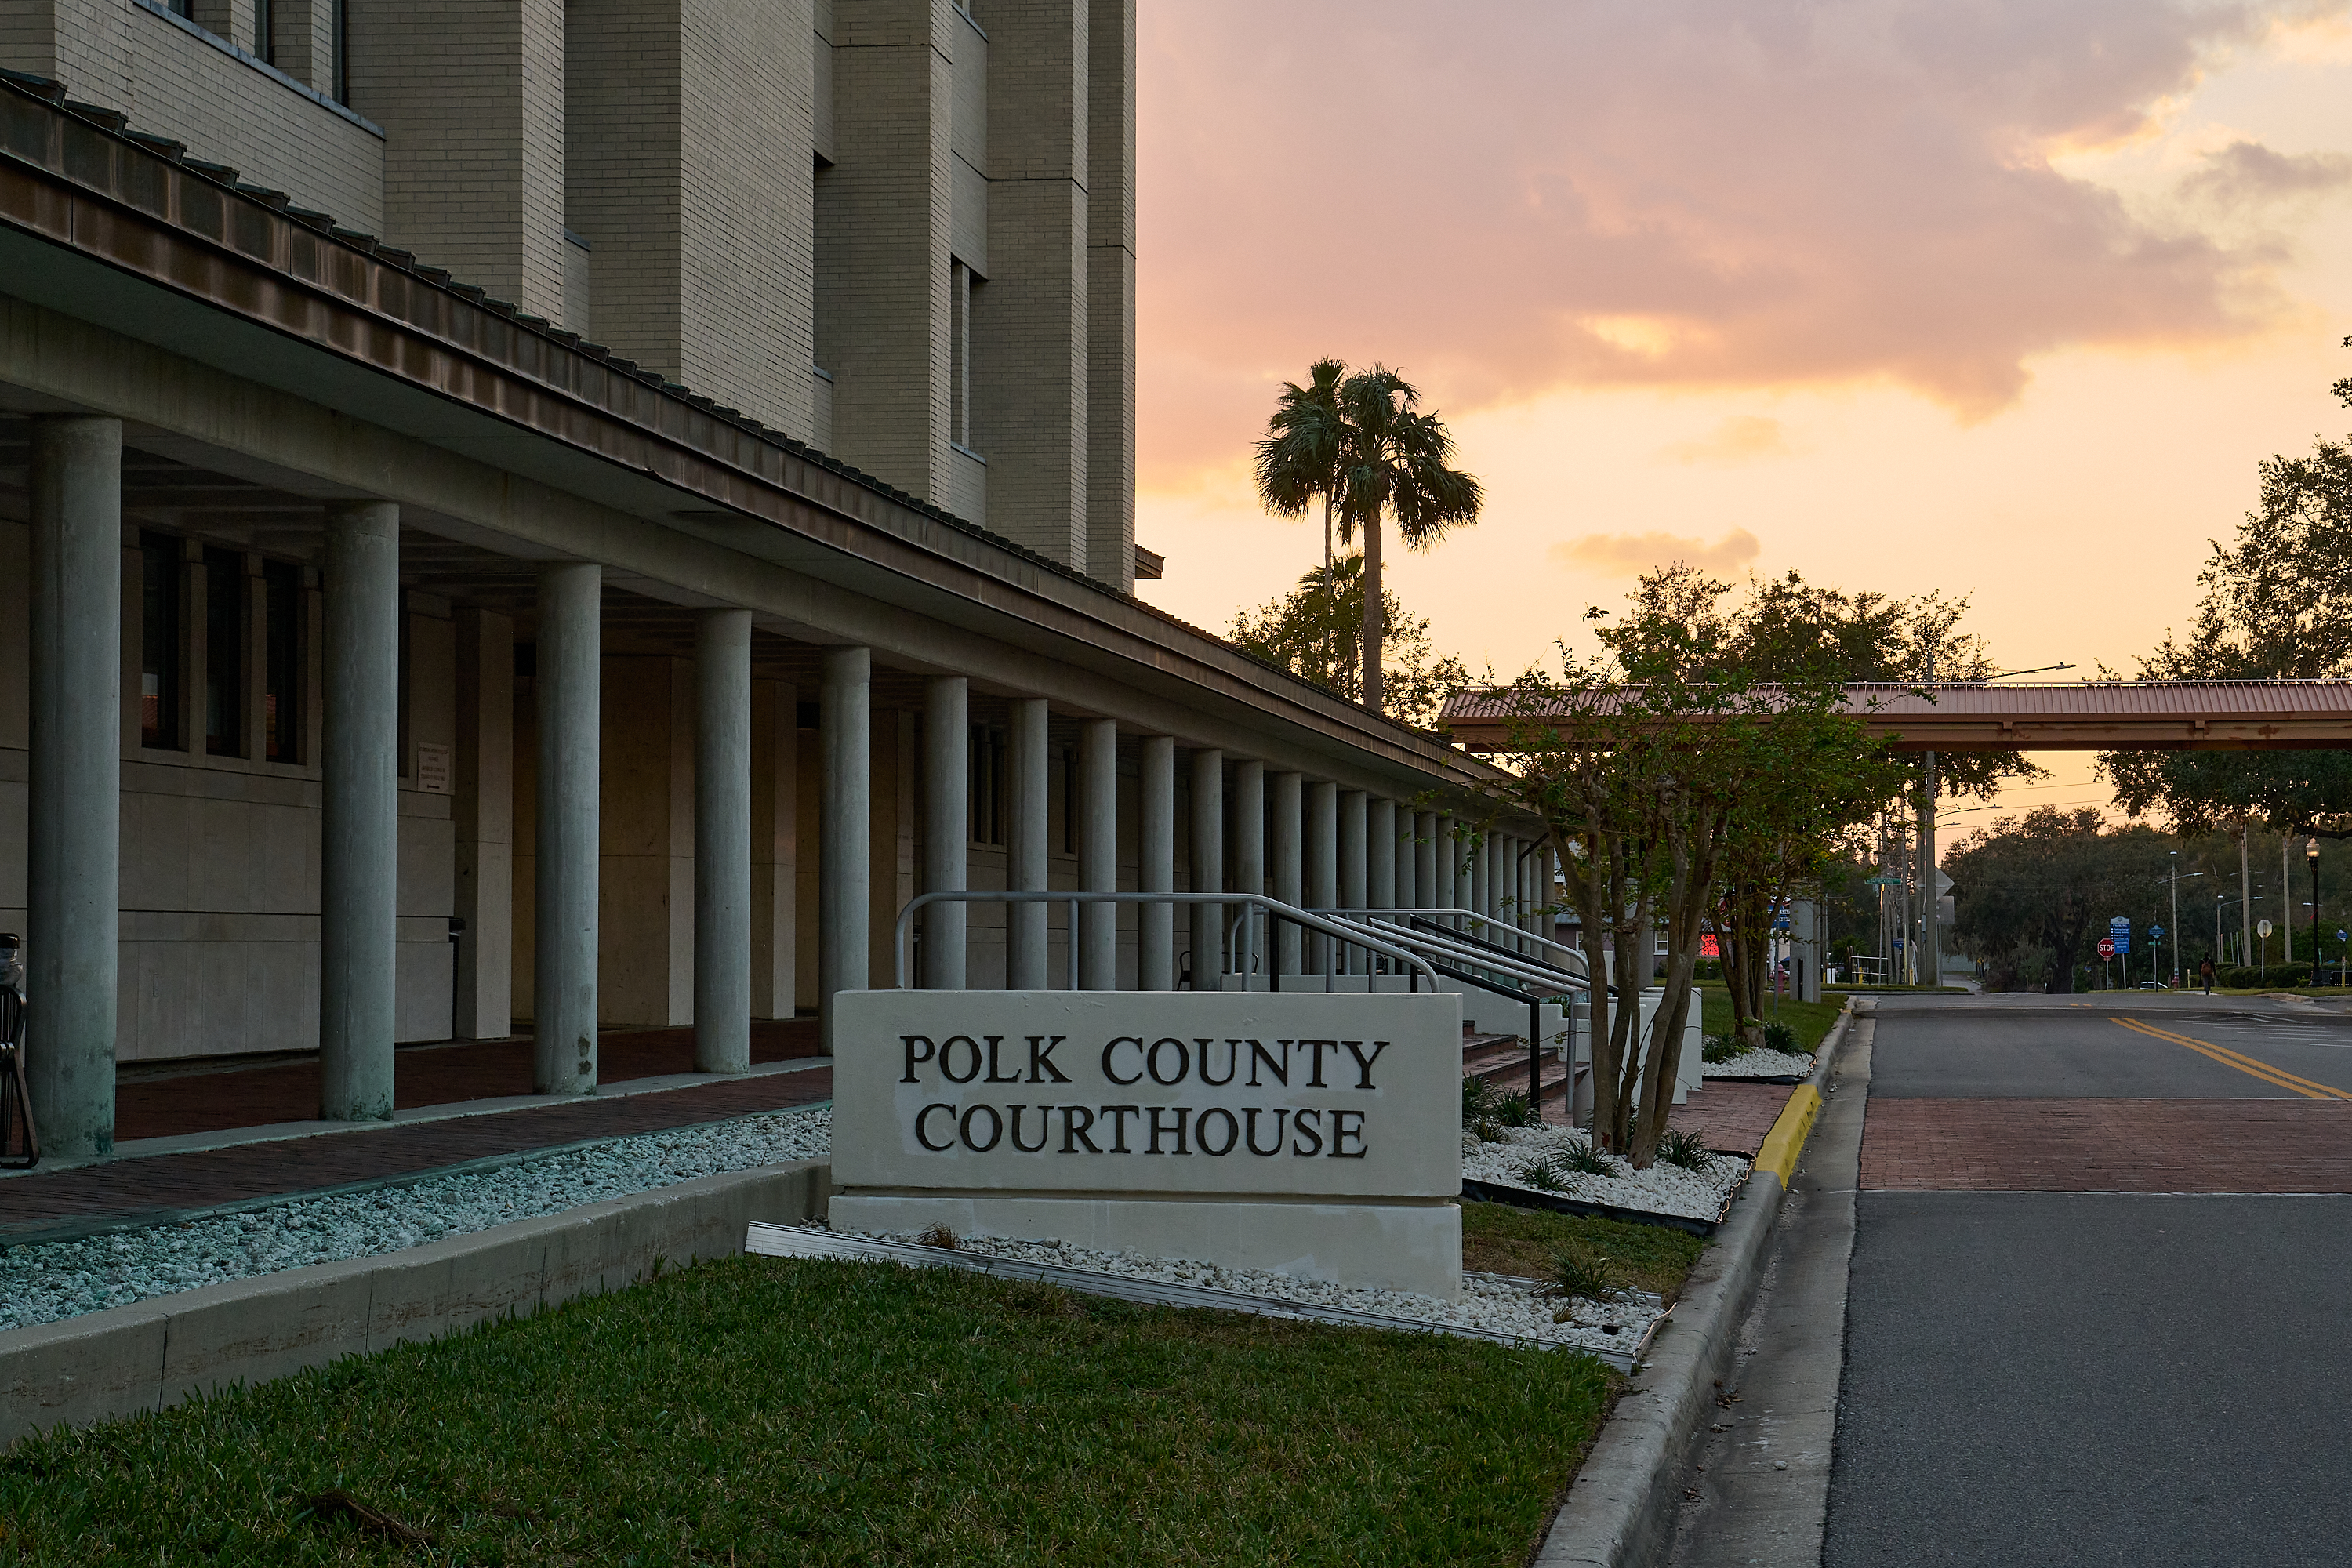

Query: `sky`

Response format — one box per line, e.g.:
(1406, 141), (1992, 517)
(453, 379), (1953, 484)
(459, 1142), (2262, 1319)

(1127, 0), (2352, 851)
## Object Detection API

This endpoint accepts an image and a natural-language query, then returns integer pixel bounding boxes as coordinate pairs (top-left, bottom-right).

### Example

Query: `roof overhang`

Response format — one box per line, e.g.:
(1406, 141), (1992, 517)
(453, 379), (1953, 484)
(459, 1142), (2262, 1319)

(1439, 682), (2352, 753)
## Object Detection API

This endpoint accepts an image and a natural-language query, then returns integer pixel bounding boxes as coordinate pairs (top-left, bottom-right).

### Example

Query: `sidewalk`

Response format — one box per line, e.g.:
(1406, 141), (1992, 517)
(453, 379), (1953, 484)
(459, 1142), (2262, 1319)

(0, 1025), (833, 1247)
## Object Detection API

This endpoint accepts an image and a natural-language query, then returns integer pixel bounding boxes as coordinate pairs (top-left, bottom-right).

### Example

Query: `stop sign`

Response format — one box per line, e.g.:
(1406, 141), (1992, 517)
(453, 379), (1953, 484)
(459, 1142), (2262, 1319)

(2097, 937), (2117, 958)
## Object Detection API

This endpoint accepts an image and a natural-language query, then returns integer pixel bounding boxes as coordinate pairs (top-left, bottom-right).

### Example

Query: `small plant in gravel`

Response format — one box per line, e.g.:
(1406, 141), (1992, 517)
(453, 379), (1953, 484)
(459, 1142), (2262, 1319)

(1762, 1019), (1798, 1054)
(1558, 1140), (1619, 1177)
(917, 1223), (960, 1250)
(1518, 1158), (1571, 1192)
(1493, 1091), (1536, 1128)
(1653, 1128), (1718, 1171)
(1549, 1249), (1624, 1304)
(1471, 1119), (1508, 1143)
(1463, 1076), (1499, 1120)
(1700, 1032), (1748, 1064)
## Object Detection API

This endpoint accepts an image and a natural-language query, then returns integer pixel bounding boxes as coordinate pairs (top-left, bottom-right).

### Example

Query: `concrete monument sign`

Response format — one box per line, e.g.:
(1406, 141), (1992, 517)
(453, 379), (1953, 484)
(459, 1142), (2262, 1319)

(829, 990), (1465, 1298)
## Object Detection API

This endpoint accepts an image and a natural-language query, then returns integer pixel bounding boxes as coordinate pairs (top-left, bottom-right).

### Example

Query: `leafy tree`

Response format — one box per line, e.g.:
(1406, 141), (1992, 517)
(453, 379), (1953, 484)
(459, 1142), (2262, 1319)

(1944, 810), (2174, 993)
(1253, 361), (1483, 713)
(1486, 566), (1887, 1165)
(2103, 334), (2352, 837)
(1228, 554), (1472, 726)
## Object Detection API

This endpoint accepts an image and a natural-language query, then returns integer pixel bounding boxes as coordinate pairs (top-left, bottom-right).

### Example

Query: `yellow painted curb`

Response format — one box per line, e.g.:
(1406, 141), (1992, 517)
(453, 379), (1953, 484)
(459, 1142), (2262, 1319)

(1753, 1083), (1823, 1188)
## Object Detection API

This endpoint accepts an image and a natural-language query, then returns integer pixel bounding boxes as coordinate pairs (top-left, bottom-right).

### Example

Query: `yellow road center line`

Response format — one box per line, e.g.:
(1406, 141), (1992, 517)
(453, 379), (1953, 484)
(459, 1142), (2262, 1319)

(2110, 1017), (2347, 1100)
(2118, 1017), (2352, 1099)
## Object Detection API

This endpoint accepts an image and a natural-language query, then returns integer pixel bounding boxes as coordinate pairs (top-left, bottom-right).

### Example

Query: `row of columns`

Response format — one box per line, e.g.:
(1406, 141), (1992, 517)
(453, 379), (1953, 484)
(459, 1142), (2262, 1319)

(20, 415), (1559, 1160)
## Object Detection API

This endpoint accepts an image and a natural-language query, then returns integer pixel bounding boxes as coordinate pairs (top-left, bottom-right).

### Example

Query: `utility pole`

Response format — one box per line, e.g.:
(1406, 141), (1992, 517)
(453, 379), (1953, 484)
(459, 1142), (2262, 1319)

(2169, 853), (2181, 987)
(2241, 824), (2252, 971)
(1917, 655), (1940, 992)
(2283, 833), (2293, 964)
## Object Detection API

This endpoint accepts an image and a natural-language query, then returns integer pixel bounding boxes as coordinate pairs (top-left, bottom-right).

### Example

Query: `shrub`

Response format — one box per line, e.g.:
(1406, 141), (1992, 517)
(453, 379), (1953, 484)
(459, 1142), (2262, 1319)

(1518, 1158), (1569, 1192)
(1462, 1076), (1497, 1120)
(1654, 1127), (1718, 1171)
(1493, 1091), (1535, 1128)
(2220, 965), (2262, 989)
(1559, 1139), (1618, 1177)
(1762, 1019), (1798, 1054)
(1700, 1032), (1746, 1064)
(1550, 1249), (1624, 1303)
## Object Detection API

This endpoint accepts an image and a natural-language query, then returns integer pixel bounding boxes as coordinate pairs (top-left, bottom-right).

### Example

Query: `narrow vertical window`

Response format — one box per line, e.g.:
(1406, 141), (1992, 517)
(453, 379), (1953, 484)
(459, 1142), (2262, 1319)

(140, 533), (183, 750)
(1060, 746), (1078, 855)
(968, 724), (1006, 847)
(949, 260), (973, 449)
(253, 0), (274, 64)
(204, 548), (245, 757)
(396, 589), (411, 779)
(263, 560), (302, 763)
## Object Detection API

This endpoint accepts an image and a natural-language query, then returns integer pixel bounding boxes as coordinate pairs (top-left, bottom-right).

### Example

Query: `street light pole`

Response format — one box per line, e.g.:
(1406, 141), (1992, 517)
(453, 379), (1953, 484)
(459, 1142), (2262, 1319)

(2307, 838), (2321, 989)
(2169, 852), (2180, 988)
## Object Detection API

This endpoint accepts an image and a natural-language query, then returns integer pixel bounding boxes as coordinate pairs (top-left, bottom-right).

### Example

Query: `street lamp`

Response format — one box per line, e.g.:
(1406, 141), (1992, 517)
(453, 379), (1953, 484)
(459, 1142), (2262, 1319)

(2307, 838), (2321, 989)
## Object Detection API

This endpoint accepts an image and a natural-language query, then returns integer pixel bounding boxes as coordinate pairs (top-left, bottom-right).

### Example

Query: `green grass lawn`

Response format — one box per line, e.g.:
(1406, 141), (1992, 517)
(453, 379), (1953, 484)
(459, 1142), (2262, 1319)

(0, 1254), (1617, 1566)
(1697, 985), (1845, 1054)
(1460, 1201), (1707, 1304)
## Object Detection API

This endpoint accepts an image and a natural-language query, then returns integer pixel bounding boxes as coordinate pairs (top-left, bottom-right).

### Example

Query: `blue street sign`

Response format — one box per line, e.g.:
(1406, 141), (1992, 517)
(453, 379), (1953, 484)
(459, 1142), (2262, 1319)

(2108, 916), (2132, 956)
(2151, 924), (2165, 941)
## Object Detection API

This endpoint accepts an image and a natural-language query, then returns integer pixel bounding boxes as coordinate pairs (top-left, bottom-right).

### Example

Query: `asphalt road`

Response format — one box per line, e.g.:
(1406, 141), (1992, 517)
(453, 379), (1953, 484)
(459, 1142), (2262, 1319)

(1823, 995), (2352, 1568)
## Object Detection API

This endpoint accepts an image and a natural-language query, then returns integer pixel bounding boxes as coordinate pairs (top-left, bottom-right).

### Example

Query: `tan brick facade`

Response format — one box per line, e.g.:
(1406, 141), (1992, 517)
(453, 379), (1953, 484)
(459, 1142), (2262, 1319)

(1, 0), (1137, 579)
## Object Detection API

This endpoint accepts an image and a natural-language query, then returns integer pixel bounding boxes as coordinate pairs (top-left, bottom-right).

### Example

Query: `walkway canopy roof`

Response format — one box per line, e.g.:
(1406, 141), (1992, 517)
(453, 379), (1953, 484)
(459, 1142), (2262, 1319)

(1439, 681), (2352, 753)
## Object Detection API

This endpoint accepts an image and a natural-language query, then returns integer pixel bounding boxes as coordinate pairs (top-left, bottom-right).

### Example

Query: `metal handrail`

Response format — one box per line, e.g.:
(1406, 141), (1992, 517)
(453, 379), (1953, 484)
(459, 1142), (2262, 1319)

(1311, 911), (1590, 997)
(891, 890), (1441, 992)
(1325, 907), (1589, 973)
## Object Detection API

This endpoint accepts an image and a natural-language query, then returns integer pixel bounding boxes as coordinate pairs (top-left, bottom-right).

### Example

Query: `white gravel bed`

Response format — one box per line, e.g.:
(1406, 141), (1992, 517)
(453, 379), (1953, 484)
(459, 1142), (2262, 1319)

(0, 1108), (833, 1335)
(1461, 1122), (1747, 1221)
(858, 1228), (1660, 1357)
(1701, 1047), (1815, 1079)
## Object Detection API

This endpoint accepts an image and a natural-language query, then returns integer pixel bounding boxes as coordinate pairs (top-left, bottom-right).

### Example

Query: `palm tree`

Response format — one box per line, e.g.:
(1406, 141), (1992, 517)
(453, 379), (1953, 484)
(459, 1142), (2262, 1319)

(1253, 358), (1349, 572)
(1333, 366), (1483, 713)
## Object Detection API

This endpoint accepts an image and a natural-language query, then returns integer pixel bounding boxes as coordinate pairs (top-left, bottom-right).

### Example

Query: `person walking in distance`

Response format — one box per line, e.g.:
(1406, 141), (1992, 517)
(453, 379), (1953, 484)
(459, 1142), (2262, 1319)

(2201, 957), (2215, 996)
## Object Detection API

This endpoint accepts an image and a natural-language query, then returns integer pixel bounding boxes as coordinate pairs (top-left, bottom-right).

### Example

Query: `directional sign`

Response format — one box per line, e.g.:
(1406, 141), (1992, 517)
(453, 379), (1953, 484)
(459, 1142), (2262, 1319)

(2151, 924), (2165, 941)
(2259, 918), (2274, 938)
(2097, 937), (2116, 959)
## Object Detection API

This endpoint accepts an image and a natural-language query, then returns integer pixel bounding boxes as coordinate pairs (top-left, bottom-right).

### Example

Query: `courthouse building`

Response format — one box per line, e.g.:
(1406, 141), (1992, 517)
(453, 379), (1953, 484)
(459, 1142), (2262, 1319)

(0, 0), (1540, 1161)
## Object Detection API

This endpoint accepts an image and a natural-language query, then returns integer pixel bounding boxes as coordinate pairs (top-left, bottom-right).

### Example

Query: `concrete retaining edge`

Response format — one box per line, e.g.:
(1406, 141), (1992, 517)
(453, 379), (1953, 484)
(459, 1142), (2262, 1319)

(1534, 1000), (1860, 1568)
(0, 1159), (833, 1450)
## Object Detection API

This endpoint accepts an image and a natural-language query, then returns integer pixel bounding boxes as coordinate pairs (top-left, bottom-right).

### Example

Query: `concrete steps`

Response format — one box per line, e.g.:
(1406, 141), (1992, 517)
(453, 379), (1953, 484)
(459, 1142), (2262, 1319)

(1462, 1028), (1574, 1107)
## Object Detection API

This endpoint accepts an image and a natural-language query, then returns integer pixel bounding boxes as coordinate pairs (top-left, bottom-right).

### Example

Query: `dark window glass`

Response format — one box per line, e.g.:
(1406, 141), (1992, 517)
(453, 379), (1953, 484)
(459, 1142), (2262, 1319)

(253, 0), (274, 64)
(263, 560), (302, 763)
(167, 0), (192, 16)
(205, 548), (244, 757)
(1060, 746), (1077, 855)
(140, 534), (182, 750)
(967, 726), (1005, 847)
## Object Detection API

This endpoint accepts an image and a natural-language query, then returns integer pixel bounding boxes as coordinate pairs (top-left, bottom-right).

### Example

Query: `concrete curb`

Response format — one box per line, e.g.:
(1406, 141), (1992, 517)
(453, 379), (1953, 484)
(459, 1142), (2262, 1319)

(1534, 1001), (1859, 1568)
(0, 1159), (833, 1449)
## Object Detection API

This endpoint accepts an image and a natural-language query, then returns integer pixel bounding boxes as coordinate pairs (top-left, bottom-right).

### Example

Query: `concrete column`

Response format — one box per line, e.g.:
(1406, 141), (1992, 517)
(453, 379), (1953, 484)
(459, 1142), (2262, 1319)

(26, 417), (121, 1160)
(453, 608), (514, 1040)
(750, 680), (798, 1018)
(1454, 822), (1475, 920)
(1189, 749), (1223, 988)
(1079, 718), (1118, 989)
(1306, 779), (1337, 973)
(1272, 771), (1303, 973)
(819, 647), (871, 1051)
(1472, 831), (1493, 942)
(1367, 797), (1396, 911)
(1232, 760), (1265, 982)
(534, 562), (601, 1093)
(1414, 812), (1437, 912)
(1006, 697), (1051, 987)
(318, 501), (400, 1121)
(923, 676), (968, 989)
(1140, 735), (1175, 989)
(692, 608), (752, 1073)
(1338, 790), (1367, 975)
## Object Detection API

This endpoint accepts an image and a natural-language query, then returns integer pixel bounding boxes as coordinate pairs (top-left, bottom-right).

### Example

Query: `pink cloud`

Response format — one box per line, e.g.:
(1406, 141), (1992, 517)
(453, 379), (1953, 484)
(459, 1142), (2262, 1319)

(1138, 0), (2330, 486)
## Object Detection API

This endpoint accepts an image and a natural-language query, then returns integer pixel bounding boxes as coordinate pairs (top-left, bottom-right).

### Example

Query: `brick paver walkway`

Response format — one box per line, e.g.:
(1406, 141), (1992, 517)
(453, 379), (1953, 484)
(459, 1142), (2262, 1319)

(1536, 1076), (1794, 1155)
(1860, 1098), (2352, 1192)
(0, 1066), (832, 1245)
(115, 1019), (822, 1142)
